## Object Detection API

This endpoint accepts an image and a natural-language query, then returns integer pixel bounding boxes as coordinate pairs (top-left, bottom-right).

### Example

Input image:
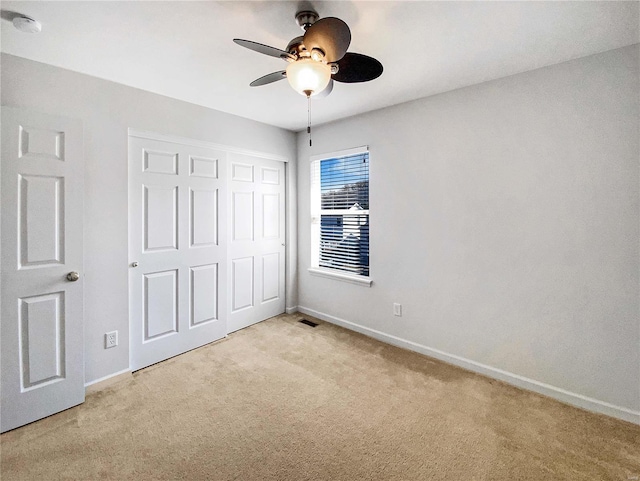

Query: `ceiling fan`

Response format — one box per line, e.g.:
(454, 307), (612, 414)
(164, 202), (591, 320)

(233, 9), (383, 99)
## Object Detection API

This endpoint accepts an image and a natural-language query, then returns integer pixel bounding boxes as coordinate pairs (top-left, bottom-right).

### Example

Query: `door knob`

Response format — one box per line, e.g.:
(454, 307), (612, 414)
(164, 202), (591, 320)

(66, 271), (80, 282)
(131, 262), (139, 268)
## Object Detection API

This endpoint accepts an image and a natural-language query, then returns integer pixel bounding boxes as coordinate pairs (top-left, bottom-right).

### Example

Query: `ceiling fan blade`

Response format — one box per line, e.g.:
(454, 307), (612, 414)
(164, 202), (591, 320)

(303, 17), (351, 63)
(313, 79), (334, 98)
(250, 71), (287, 87)
(233, 39), (294, 61)
(332, 53), (383, 83)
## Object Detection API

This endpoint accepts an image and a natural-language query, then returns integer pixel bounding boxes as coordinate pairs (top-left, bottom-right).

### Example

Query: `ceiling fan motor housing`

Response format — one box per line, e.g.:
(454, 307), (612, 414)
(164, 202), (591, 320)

(295, 10), (319, 31)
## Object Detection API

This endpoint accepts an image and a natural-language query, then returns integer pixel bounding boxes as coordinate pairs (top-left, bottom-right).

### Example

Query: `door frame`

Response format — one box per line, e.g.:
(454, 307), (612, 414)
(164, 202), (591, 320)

(127, 129), (292, 367)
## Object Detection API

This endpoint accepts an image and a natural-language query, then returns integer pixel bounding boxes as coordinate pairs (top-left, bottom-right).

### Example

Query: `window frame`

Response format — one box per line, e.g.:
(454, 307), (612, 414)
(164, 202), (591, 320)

(309, 146), (372, 287)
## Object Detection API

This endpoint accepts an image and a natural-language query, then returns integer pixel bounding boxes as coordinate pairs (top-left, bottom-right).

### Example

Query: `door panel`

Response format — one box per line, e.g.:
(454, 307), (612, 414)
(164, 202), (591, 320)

(228, 155), (285, 332)
(261, 167), (280, 185)
(190, 264), (218, 326)
(232, 257), (254, 312)
(143, 149), (178, 174)
(1, 108), (84, 433)
(190, 188), (218, 247)
(143, 269), (178, 339)
(20, 292), (65, 387)
(262, 253), (280, 302)
(190, 155), (218, 178)
(19, 125), (65, 160)
(19, 174), (65, 266)
(232, 163), (254, 182)
(232, 191), (254, 241)
(129, 136), (227, 371)
(144, 185), (178, 251)
(262, 193), (280, 239)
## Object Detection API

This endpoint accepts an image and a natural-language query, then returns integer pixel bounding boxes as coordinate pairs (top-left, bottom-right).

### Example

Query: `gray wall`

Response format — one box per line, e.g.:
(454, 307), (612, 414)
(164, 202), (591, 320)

(296, 45), (640, 418)
(3, 44), (638, 422)
(1, 53), (297, 384)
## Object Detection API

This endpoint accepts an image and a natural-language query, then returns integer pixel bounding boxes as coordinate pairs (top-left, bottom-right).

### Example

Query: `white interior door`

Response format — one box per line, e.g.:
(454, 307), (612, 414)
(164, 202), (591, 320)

(228, 154), (286, 333)
(129, 135), (227, 371)
(1, 107), (84, 433)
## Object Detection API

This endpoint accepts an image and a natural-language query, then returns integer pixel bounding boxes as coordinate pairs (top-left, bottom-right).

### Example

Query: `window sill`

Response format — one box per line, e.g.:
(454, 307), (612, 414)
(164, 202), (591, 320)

(308, 268), (373, 287)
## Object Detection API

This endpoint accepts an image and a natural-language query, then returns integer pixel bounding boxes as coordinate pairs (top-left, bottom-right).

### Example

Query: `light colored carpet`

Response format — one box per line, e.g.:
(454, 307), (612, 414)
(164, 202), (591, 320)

(1, 313), (639, 480)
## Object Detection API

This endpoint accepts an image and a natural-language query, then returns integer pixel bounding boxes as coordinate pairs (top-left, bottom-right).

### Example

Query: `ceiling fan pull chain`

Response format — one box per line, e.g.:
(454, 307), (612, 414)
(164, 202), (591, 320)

(307, 94), (312, 147)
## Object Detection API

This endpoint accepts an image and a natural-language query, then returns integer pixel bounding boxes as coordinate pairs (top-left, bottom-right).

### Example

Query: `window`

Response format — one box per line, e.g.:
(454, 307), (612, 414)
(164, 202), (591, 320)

(310, 146), (370, 285)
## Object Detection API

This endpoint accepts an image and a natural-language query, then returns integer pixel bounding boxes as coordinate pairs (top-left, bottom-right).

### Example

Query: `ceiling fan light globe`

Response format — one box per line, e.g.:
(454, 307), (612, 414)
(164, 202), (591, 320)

(286, 59), (331, 96)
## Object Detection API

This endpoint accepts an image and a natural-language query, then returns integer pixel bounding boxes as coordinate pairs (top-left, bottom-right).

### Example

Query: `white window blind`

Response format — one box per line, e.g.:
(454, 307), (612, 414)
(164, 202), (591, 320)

(311, 147), (369, 277)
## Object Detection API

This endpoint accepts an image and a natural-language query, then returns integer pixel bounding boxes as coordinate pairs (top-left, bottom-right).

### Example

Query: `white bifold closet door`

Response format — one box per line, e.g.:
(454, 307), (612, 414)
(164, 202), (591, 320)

(129, 136), (228, 371)
(129, 134), (286, 371)
(227, 154), (285, 333)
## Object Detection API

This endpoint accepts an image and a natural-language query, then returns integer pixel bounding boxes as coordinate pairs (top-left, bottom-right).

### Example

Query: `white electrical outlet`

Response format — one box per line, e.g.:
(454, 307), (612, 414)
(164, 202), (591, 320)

(105, 331), (118, 349)
(393, 303), (402, 317)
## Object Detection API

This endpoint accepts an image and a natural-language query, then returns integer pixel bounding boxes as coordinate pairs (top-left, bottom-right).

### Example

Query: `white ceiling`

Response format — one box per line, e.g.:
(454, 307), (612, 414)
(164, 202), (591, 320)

(1, 1), (638, 131)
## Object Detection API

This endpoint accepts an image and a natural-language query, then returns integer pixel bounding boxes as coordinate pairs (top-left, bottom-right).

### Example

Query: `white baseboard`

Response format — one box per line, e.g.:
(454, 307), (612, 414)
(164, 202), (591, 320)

(285, 306), (298, 314)
(298, 306), (640, 426)
(84, 368), (131, 389)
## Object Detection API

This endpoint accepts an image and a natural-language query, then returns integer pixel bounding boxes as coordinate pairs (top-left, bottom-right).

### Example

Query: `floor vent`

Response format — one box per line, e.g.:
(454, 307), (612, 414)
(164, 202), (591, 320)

(299, 319), (319, 328)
